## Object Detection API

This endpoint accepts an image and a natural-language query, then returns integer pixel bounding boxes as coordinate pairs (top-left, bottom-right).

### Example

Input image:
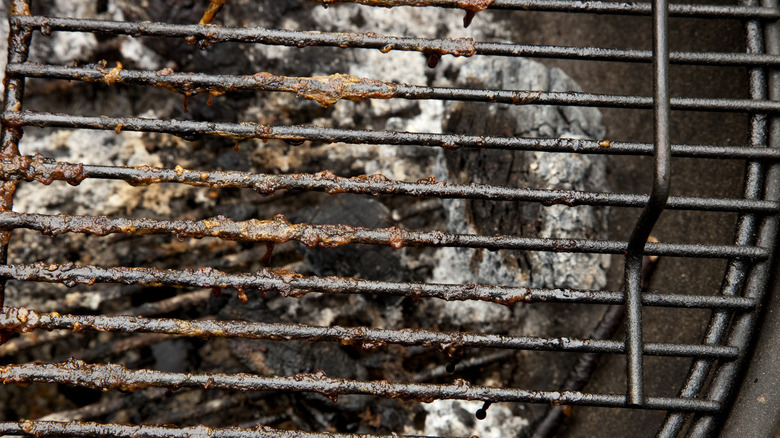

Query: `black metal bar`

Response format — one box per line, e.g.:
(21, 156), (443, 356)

(0, 307), (739, 359)
(0, 361), (723, 411)
(0, 262), (758, 310)
(0, 289), (210, 357)
(7, 111), (780, 162)
(9, 63), (780, 113)
(623, 0), (671, 407)
(0, 0), (32, 311)
(313, 0), (780, 18)
(3, 157), (776, 213)
(0, 420), (419, 438)
(11, 16), (780, 67)
(0, 213), (766, 259)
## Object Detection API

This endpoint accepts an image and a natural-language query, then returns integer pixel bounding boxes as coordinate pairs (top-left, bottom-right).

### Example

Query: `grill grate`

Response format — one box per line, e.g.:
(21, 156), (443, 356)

(0, 0), (779, 436)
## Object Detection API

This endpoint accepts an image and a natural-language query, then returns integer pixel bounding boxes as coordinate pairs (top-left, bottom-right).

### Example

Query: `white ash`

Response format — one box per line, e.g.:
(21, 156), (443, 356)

(417, 400), (530, 438)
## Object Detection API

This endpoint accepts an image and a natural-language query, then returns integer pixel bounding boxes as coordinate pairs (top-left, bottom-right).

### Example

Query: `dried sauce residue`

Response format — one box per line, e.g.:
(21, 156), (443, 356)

(101, 61), (123, 86)
(199, 0), (227, 25)
(460, 0), (495, 27)
(9, 0), (31, 16)
(314, 0), (494, 27)
(253, 72), (397, 108)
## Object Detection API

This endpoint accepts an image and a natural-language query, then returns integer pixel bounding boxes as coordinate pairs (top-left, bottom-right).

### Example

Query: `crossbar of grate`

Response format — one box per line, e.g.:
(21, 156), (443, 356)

(0, 213), (766, 259)
(0, 361), (722, 412)
(2, 158), (775, 213)
(0, 307), (738, 359)
(311, 0), (780, 18)
(0, 262), (757, 310)
(11, 16), (780, 68)
(7, 112), (780, 162)
(8, 62), (780, 114)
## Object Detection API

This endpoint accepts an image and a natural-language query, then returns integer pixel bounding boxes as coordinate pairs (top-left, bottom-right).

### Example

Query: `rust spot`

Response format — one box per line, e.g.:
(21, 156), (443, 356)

(598, 139), (611, 148)
(512, 90), (544, 105)
(252, 72), (397, 108)
(0, 156), (86, 186)
(9, 0), (31, 16)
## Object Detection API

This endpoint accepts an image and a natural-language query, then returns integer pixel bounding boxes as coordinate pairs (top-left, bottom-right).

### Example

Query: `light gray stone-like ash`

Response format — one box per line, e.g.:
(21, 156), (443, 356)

(434, 56), (610, 291)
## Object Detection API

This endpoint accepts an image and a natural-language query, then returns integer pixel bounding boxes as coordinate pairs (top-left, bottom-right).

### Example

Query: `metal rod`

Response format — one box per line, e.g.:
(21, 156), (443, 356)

(0, 262), (760, 310)
(11, 16), (780, 67)
(0, 420), (422, 438)
(1, 158), (777, 213)
(311, 0), (780, 18)
(0, 213), (767, 259)
(0, 289), (210, 356)
(0, 307), (739, 359)
(0, 0), (32, 312)
(0, 361), (723, 411)
(6, 111), (780, 160)
(623, 0), (671, 407)
(8, 63), (780, 113)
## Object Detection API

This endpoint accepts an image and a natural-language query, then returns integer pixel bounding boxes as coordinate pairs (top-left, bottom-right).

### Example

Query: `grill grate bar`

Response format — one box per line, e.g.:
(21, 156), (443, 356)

(623, 0), (672, 405)
(8, 112), (780, 161)
(0, 289), (210, 357)
(0, 1), (32, 311)
(12, 16), (780, 67)
(0, 420), (420, 438)
(0, 214), (767, 258)
(4, 158), (775, 213)
(0, 308), (740, 359)
(0, 361), (723, 412)
(0, 262), (758, 309)
(10, 62), (780, 113)
(315, 0), (780, 18)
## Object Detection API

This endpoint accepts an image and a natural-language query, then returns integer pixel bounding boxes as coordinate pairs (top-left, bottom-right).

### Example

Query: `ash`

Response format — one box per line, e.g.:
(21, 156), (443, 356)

(1, 1), (609, 436)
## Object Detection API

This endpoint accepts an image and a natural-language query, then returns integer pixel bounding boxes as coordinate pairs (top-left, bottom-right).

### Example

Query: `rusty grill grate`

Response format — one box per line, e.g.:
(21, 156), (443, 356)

(0, 0), (779, 436)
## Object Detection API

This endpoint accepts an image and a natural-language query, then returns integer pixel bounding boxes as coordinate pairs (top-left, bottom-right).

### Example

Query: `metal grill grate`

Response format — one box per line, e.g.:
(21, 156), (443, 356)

(0, 0), (778, 436)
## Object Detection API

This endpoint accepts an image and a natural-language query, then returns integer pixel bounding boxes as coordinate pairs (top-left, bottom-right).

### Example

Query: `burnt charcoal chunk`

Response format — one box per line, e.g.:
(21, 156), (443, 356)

(303, 195), (405, 281)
